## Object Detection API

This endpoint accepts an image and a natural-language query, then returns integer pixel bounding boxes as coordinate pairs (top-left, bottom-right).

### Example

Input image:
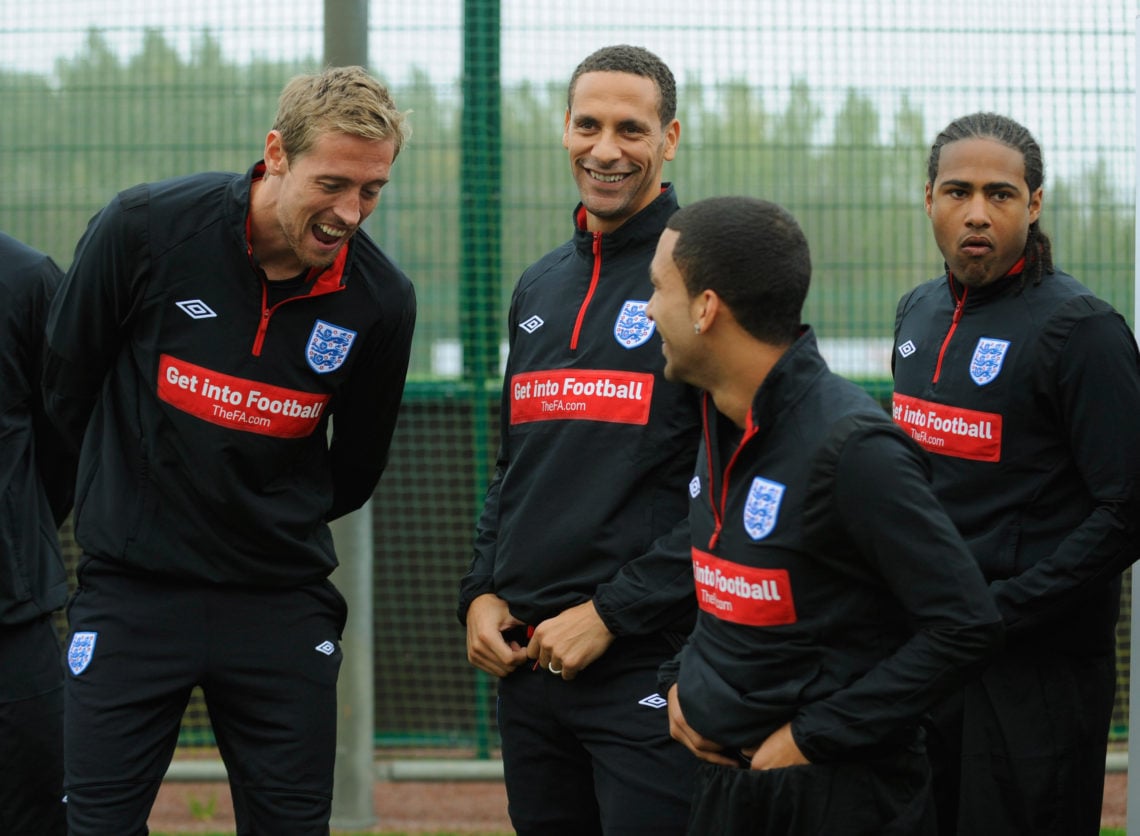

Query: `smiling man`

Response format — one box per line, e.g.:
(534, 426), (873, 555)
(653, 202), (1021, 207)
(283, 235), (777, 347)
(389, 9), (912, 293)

(892, 112), (1140, 836)
(43, 66), (416, 836)
(458, 45), (702, 835)
(647, 196), (1002, 836)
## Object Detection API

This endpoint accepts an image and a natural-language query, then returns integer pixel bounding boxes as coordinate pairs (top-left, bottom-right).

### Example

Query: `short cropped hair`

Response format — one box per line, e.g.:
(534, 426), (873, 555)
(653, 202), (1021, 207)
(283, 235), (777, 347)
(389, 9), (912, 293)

(567, 45), (677, 126)
(667, 196), (810, 345)
(272, 65), (409, 161)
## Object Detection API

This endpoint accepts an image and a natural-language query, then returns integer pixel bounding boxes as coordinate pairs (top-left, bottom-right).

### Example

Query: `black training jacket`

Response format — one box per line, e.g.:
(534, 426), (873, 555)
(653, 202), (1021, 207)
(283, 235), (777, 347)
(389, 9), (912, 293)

(42, 164), (416, 587)
(892, 267), (1140, 654)
(0, 234), (73, 624)
(458, 186), (702, 635)
(660, 330), (1002, 763)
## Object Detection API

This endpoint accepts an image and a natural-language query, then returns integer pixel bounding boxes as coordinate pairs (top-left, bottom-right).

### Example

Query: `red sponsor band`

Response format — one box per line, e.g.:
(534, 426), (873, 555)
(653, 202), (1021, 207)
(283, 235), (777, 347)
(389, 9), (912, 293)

(692, 548), (796, 627)
(510, 369), (654, 425)
(891, 393), (1002, 462)
(157, 354), (329, 439)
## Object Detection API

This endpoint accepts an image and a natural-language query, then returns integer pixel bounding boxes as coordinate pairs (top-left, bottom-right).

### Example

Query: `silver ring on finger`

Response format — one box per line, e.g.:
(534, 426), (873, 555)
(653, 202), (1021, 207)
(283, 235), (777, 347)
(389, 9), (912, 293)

(548, 662), (562, 675)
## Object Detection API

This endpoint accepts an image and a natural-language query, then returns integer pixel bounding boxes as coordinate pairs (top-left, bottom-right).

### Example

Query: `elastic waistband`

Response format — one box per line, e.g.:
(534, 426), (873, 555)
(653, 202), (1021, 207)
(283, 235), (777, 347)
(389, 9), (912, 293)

(501, 625), (535, 647)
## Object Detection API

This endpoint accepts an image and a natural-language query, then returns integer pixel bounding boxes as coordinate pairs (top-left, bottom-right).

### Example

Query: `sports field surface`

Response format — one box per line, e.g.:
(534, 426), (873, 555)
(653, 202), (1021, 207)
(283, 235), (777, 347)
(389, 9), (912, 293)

(144, 772), (1127, 834)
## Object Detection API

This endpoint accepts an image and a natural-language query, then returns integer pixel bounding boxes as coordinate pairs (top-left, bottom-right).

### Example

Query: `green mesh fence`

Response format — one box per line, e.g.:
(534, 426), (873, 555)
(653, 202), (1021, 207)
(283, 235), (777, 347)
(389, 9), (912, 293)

(9, 0), (1136, 758)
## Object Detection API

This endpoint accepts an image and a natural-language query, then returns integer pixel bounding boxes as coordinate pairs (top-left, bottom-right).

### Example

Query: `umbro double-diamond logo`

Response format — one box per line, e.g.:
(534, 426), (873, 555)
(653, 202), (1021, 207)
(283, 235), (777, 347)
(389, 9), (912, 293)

(176, 299), (217, 320)
(314, 641), (336, 656)
(519, 315), (544, 334)
(638, 693), (667, 709)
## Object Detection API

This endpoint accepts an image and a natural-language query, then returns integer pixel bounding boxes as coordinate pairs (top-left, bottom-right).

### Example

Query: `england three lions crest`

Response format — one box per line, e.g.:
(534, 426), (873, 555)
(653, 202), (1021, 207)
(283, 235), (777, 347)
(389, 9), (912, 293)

(614, 301), (656, 349)
(743, 476), (785, 541)
(68, 631), (98, 675)
(970, 337), (1011, 386)
(307, 320), (358, 374)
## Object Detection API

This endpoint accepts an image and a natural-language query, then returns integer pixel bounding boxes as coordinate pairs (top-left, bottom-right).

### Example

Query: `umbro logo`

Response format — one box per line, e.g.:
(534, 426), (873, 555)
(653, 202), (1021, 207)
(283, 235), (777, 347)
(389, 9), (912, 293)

(638, 693), (667, 709)
(176, 299), (217, 320)
(689, 476), (701, 498)
(314, 641), (336, 656)
(898, 339), (916, 358)
(519, 315), (545, 334)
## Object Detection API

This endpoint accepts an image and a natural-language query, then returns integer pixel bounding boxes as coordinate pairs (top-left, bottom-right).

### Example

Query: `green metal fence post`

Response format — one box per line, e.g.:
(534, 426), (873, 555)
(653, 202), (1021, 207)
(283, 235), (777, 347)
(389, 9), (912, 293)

(461, 0), (502, 761)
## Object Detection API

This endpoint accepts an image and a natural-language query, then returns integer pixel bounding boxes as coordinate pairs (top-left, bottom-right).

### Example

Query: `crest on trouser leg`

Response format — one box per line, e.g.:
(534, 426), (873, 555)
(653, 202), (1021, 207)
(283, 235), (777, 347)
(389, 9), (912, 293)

(68, 631), (98, 675)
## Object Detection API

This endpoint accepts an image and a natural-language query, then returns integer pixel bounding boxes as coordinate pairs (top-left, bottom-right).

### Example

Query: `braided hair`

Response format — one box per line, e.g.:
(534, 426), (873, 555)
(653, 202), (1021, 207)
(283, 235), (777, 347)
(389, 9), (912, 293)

(927, 112), (1054, 288)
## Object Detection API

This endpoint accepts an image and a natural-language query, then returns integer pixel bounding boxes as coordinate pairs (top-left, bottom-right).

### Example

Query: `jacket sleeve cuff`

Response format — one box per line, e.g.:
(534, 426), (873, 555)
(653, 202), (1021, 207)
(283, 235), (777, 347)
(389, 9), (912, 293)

(656, 655), (681, 695)
(591, 592), (632, 637)
(788, 720), (822, 764)
(456, 575), (495, 626)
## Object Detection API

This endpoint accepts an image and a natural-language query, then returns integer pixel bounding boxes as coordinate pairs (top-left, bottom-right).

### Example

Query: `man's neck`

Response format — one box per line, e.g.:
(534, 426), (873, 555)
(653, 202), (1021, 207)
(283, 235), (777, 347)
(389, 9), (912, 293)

(707, 340), (787, 429)
(248, 178), (306, 280)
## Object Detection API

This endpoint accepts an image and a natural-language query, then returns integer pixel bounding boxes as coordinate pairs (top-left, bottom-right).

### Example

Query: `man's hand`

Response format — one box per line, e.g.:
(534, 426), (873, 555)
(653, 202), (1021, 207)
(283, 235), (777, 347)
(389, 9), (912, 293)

(526, 600), (614, 680)
(465, 593), (528, 677)
(667, 684), (739, 767)
(743, 722), (809, 770)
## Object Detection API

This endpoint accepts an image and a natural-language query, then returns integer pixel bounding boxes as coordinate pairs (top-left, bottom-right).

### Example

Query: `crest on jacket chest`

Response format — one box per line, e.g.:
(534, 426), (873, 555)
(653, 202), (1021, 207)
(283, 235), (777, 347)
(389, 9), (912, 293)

(969, 337), (1011, 386)
(744, 476), (786, 541)
(306, 319), (357, 373)
(614, 300), (655, 348)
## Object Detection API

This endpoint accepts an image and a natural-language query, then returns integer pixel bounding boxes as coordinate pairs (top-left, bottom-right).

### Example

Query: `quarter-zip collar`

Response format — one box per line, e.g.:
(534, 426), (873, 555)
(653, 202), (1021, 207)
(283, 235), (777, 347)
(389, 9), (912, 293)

(702, 326), (824, 549)
(945, 255), (1027, 306)
(231, 161), (351, 356)
(931, 256), (1026, 383)
(567, 183), (678, 350)
(571, 183), (677, 258)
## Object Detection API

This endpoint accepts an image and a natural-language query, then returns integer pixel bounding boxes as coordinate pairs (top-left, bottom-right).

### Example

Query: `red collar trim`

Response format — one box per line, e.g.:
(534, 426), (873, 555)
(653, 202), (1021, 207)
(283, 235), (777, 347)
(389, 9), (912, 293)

(1003, 256), (1026, 278)
(949, 255), (1026, 285)
(575, 184), (669, 231)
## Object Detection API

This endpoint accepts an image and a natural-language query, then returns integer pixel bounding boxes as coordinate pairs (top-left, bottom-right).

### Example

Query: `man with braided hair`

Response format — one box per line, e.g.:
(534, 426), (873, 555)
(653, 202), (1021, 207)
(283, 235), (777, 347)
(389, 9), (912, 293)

(892, 112), (1140, 835)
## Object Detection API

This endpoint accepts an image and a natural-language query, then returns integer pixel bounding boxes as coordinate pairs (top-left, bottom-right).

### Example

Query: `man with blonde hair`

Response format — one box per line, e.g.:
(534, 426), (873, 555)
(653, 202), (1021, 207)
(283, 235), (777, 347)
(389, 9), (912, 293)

(45, 65), (416, 836)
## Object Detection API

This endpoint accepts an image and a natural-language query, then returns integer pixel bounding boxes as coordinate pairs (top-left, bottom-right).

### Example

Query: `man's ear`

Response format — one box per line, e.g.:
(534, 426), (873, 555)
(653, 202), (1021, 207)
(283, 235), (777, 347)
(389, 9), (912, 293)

(264, 130), (288, 175)
(1028, 186), (1043, 224)
(694, 288), (719, 333)
(662, 118), (680, 162)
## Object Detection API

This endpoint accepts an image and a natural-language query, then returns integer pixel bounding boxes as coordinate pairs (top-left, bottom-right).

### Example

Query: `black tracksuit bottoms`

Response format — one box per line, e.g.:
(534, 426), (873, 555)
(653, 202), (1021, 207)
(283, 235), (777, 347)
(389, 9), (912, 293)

(497, 632), (698, 836)
(0, 613), (67, 836)
(926, 646), (1116, 836)
(685, 740), (935, 836)
(63, 557), (347, 836)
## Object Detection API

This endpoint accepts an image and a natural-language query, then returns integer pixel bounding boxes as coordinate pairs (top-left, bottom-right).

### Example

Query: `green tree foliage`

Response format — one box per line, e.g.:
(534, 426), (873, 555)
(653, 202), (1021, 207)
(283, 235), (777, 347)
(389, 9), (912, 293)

(1049, 158), (1134, 316)
(1, 29), (1132, 379)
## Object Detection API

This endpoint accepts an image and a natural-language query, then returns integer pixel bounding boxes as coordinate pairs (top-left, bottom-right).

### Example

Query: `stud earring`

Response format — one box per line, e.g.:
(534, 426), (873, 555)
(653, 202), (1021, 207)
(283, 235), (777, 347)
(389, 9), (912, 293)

(693, 323), (701, 334)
